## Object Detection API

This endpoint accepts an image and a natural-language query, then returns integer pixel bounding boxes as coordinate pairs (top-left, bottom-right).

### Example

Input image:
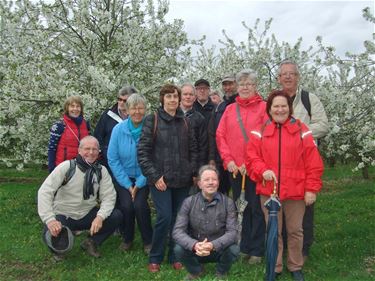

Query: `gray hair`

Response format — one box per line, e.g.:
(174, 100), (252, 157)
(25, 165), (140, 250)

(278, 60), (300, 76)
(198, 165), (220, 180)
(125, 93), (147, 110)
(236, 69), (257, 84)
(118, 86), (138, 98)
(209, 90), (221, 98)
(181, 83), (196, 95)
(79, 136), (99, 149)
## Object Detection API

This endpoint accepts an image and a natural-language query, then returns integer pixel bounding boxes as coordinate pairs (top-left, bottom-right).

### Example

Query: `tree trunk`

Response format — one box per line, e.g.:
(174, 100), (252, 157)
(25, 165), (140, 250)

(361, 166), (369, 179)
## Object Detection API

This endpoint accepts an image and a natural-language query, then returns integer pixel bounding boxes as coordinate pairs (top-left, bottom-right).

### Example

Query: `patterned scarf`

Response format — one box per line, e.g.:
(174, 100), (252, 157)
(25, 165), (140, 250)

(76, 154), (102, 200)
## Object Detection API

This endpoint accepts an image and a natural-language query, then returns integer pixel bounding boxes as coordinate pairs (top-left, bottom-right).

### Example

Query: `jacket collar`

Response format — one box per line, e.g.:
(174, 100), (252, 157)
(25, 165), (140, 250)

(263, 117), (301, 137)
(158, 106), (185, 122)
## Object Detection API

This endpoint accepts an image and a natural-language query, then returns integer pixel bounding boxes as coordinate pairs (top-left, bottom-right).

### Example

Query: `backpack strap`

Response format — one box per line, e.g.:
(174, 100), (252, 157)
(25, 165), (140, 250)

(62, 159), (76, 186)
(301, 90), (311, 119)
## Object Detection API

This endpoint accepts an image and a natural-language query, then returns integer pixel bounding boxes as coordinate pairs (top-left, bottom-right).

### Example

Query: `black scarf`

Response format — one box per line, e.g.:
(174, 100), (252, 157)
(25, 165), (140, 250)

(76, 154), (102, 200)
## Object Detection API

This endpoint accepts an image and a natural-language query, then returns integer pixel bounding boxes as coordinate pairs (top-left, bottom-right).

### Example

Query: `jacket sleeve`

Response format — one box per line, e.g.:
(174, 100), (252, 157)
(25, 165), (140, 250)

(188, 119), (199, 175)
(172, 197), (198, 250)
(301, 125), (324, 193)
(208, 111), (216, 162)
(216, 110), (232, 169)
(107, 124), (133, 189)
(246, 132), (268, 182)
(138, 114), (162, 184)
(93, 111), (107, 152)
(309, 93), (329, 139)
(97, 167), (117, 220)
(211, 197), (238, 251)
(47, 120), (65, 173)
(197, 115), (208, 167)
(38, 161), (69, 224)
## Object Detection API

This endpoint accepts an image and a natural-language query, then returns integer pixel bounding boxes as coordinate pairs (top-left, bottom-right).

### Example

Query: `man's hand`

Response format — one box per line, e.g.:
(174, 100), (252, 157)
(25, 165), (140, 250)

(47, 219), (62, 237)
(90, 216), (103, 236)
(194, 238), (213, 257)
(155, 176), (167, 191)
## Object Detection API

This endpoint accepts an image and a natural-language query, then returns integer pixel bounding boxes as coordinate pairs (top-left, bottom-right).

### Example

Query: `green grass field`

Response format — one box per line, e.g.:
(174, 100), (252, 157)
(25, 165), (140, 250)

(0, 164), (374, 281)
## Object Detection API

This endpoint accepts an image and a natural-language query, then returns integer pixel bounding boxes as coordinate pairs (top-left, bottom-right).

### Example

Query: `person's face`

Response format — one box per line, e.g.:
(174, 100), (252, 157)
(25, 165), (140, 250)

(278, 64), (300, 95)
(128, 103), (146, 125)
(195, 83), (210, 103)
(269, 96), (290, 124)
(237, 78), (257, 99)
(198, 170), (219, 198)
(181, 86), (196, 109)
(210, 94), (221, 105)
(68, 102), (81, 118)
(222, 81), (237, 96)
(117, 95), (129, 112)
(163, 90), (179, 114)
(79, 139), (99, 164)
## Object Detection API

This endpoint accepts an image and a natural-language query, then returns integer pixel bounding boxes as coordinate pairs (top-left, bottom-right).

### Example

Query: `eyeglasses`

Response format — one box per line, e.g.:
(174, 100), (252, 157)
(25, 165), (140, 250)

(195, 86), (209, 91)
(279, 72), (298, 78)
(128, 107), (146, 112)
(238, 83), (256, 88)
(118, 97), (127, 103)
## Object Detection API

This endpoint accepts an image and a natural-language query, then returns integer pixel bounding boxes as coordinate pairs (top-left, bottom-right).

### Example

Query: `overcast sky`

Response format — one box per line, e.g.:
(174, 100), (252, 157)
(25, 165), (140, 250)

(165, 0), (374, 57)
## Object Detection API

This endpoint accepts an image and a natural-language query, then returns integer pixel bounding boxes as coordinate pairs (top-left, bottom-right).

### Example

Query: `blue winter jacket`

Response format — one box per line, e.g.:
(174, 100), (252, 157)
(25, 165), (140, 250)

(108, 119), (147, 189)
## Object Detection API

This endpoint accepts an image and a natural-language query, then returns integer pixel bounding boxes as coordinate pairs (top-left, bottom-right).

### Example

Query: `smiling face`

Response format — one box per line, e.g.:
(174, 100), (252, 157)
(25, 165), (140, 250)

(237, 77), (257, 99)
(181, 85), (196, 110)
(198, 169), (219, 200)
(278, 63), (300, 96)
(128, 102), (146, 126)
(78, 137), (99, 164)
(269, 96), (290, 124)
(163, 90), (180, 115)
(195, 83), (210, 103)
(68, 102), (81, 118)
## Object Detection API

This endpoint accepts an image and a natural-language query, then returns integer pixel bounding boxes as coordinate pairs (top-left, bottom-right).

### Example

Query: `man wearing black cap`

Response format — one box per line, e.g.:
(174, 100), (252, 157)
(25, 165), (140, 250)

(208, 74), (238, 195)
(193, 79), (215, 125)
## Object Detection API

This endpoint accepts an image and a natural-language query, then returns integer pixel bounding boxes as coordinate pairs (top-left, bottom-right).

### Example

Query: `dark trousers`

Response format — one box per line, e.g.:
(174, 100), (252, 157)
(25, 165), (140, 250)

(302, 203), (314, 256)
(43, 207), (122, 252)
(149, 186), (189, 264)
(115, 183), (153, 245)
(217, 164), (231, 195)
(230, 175), (265, 257)
(174, 244), (240, 275)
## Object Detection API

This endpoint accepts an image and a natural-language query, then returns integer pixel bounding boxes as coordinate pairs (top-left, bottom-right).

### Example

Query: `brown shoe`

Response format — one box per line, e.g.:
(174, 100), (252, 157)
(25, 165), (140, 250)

(143, 244), (152, 255)
(172, 262), (183, 270)
(248, 256), (262, 265)
(80, 239), (101, 258)
(148, 263), (160, 273)
(119, 242), (132, 251)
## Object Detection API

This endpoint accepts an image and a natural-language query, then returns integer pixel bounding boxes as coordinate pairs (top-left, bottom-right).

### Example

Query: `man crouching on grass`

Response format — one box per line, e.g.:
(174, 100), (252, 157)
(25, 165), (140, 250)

(173, 165), (239, 280)
(38, 136), (122, 261)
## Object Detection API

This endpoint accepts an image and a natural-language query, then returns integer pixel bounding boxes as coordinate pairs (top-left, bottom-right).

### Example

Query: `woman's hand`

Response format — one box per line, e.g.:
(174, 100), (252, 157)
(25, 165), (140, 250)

(304, 191), (316, 206)
(262, 170), (277, 182)
(129, 186), (138, 201)
(227, 161), (238, 176)
(155, 176), (167, 191)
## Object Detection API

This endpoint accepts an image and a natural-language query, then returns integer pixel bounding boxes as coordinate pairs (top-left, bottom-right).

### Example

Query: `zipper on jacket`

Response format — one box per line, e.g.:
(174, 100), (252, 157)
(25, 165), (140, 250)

(277, 123), (281, 197)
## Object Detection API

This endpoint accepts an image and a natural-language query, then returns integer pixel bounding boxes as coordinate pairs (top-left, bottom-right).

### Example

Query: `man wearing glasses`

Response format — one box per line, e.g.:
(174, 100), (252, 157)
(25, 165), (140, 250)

(94, 86), (138, 170)
(278, 60), (329, 262)
(193, 79), (215, 125)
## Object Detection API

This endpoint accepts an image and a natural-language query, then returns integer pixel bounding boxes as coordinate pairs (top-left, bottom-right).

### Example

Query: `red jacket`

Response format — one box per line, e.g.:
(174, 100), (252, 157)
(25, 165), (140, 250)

(55, 114), (89, 166)
(216, 95), (267, 169)
(246, 118), (323, 201)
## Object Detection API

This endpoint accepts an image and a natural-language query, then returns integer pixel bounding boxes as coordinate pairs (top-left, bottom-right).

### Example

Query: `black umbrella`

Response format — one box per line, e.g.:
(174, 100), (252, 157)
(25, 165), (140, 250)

(264, 181), (281, 281)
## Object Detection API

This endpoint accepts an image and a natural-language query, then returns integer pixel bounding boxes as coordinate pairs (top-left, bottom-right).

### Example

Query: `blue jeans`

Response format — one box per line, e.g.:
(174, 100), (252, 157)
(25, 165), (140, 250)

(115, 182), (153, 245)
(43, 207), (122, 252)
(230, 175), (265, 257)
(149, 186), (189, 264)
(174, 244), (240, 275)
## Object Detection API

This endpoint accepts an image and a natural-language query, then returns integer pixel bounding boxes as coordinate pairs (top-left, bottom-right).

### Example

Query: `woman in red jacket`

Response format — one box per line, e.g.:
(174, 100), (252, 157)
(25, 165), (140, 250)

(246, 90), (323, 281)
(48, 96), (90, 172)
(216, 69), (268, 263)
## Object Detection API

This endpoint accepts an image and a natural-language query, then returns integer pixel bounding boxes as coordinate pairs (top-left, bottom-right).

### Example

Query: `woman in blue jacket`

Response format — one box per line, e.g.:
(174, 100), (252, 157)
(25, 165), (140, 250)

(108, 93), (152, 254)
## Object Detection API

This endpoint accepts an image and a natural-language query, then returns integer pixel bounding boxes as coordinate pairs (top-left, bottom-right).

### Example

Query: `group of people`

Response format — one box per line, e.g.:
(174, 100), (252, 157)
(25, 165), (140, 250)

(38, 60), (328, 281)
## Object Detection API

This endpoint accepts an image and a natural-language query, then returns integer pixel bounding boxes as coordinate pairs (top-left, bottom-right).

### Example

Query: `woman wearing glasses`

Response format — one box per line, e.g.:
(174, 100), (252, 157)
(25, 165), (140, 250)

(94, 86), (137, 169)
(216, 69), (268, 264)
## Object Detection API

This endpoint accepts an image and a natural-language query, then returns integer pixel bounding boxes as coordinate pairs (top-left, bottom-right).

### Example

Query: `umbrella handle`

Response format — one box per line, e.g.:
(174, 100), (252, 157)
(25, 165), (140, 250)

(241, 174), (246, 191)
(272, 179), (277, 196)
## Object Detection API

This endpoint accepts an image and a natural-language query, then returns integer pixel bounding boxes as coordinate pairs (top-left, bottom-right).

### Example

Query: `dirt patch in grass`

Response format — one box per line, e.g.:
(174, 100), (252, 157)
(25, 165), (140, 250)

(0, 177), (41, 184)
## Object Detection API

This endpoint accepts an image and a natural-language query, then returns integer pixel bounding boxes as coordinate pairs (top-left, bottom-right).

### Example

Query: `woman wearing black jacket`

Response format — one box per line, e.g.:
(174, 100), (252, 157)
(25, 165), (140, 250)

(138, 84), (198, 273)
